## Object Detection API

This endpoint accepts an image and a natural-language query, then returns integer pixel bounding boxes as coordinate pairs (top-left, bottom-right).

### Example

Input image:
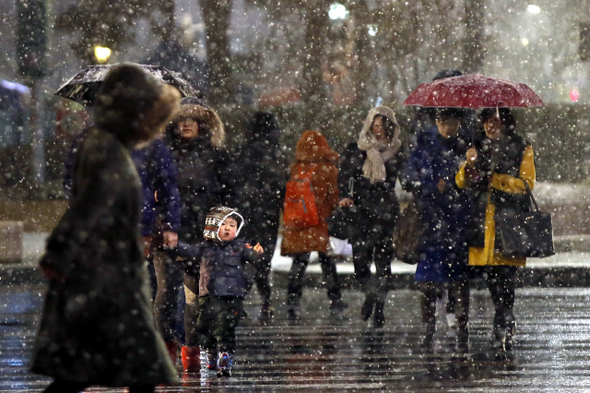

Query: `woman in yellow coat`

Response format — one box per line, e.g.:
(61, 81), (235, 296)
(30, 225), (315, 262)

(456, 108), (535, 359)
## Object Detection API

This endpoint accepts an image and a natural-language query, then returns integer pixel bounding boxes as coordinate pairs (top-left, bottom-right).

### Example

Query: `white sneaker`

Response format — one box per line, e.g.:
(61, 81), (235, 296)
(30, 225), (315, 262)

(446, 313), (457, 329)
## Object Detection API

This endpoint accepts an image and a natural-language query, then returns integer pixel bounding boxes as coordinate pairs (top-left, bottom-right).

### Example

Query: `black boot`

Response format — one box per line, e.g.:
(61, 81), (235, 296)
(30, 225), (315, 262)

(361, 293), (376, 321)
(456, 326), (469, 355)
(373, 300), (385, 328)
(503, 321), (516, 355)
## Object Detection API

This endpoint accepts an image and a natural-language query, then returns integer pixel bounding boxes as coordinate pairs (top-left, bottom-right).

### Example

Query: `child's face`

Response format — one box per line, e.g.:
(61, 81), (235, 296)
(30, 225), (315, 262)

(218, 217), (238, 241)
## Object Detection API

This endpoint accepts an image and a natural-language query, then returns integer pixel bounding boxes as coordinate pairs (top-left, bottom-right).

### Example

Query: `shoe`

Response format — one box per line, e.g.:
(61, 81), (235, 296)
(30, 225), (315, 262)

(421, 336), (434, 353)
(503, 321), (516, 352)
(446, 313), (457, 329)
(259, 303), (275, 320)
(373, 300), (385, 328)
(181, 346), (201, 372)
(288, 305), (301, 320)
(360, 294), (376, 321)
(217, 352), (233, 377)
(164, 342), (179, 365)
(330, 299), (348, 312)
(238, 306), (249, 320)
(206, 349), (218, 370)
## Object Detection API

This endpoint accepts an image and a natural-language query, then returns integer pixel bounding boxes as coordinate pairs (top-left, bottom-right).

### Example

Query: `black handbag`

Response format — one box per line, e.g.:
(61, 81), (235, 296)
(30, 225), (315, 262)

(392, 200), (423, 265)
(494, 181), (555, 258)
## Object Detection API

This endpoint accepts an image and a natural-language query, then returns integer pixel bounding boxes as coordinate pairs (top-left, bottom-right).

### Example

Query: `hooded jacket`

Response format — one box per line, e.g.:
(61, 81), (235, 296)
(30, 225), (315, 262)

(164, 101), (233, 242)
(31, 64), (178, 386)
(280, 130), (340, 255)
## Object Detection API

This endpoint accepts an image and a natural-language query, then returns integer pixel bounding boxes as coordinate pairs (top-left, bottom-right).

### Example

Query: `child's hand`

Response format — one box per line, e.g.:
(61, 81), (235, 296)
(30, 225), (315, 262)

(253, 243), (264, 254)
(246, 243), (264, 254)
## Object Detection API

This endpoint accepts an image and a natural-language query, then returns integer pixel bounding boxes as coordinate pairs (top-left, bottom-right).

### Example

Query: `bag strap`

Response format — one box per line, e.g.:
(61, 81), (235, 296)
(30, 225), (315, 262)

(522, 179), (540, 212)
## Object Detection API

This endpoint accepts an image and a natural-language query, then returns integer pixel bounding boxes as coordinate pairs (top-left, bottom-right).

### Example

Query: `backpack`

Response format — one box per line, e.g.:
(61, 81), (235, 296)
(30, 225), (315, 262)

(283, 164), (319, 229)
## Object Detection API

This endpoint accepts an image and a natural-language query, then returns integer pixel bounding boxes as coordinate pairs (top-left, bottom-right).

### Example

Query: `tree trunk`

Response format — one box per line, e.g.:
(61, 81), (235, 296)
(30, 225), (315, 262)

(301, 0), (329, 112)
(463, 0), (485, 73)
(200, 0), (234, 106)
(351, 0), (371, 105)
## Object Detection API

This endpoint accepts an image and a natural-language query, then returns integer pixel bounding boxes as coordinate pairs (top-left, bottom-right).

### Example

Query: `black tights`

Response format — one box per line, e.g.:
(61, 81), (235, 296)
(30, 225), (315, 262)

(44, 379), (155, 393)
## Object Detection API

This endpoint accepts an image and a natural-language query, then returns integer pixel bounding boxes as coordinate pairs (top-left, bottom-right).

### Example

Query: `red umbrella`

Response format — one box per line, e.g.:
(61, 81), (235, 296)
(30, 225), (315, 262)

(402, 74), (544, 108)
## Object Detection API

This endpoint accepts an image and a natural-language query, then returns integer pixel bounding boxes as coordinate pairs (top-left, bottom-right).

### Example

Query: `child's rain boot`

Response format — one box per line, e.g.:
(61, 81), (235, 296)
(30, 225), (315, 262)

(216, 352), (233, 377)
(181, 346), (201, 373)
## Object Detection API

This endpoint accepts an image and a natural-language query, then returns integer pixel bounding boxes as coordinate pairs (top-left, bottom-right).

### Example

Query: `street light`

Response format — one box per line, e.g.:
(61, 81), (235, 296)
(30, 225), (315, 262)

(94, 46), (111, 63)
(329, 3), (349, 20)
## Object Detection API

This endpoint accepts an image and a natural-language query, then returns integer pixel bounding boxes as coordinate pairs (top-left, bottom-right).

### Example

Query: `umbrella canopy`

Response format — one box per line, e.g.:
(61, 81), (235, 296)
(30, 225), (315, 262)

(402, 74), (544, 108)
(55, 64), (202, 106)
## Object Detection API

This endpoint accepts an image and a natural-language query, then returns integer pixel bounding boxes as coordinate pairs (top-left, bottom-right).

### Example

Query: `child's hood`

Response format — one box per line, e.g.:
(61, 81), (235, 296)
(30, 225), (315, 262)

(203, 206), (245, 242)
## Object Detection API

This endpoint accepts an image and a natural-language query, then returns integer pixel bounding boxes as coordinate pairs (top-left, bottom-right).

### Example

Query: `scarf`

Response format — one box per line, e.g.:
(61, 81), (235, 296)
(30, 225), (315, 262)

(357, 106), (402, 184)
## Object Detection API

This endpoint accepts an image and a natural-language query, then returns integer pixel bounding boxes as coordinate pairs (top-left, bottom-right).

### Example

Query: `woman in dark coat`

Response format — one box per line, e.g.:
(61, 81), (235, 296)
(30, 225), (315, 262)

(456, 108), (536, 359)
(404, 108), (471, 353)
(235, 111), (287, 320)
(30, 64), (180, 392)
(338, 106), (405, 328)
(161, 97), (232, 372)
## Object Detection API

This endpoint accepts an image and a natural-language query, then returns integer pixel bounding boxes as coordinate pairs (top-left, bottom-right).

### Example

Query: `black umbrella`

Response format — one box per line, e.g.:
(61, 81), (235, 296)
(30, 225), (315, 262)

(55, 63), (203, 106)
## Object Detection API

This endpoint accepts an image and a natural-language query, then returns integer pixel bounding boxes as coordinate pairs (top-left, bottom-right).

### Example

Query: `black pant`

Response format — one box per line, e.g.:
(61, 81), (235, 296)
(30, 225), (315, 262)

(197, 296), (243, 353)
(153, 250), (185, 344)
(287, 253), (342, 307)
(352, 233), (393, 300)
(43, 379), (154, 393)
(420, 280), (470, 343)
(485, 265), (518, 333)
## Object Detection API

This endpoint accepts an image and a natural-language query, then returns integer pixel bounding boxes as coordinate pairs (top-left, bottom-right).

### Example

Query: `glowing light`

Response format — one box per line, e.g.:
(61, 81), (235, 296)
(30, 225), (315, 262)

(570, 89), (580, 102)
(527, 5), (541, 14)
(94, 46), (112, 63)
(368, 25), (378, 36)
(329, 3), (349, 20)
(521, 38), (530, 46)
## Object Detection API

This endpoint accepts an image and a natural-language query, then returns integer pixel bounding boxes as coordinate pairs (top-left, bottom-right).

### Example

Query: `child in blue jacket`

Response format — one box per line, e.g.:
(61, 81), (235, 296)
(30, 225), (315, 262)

(171, 206), (263, 377)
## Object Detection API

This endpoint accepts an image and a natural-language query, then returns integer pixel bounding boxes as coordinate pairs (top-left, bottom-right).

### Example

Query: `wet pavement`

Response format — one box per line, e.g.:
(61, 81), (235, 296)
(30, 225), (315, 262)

(2, 281), (590, 392)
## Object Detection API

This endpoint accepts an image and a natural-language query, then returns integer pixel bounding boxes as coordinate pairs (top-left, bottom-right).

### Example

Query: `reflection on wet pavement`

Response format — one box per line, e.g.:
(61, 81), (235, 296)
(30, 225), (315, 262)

(2, 285), (590, 392)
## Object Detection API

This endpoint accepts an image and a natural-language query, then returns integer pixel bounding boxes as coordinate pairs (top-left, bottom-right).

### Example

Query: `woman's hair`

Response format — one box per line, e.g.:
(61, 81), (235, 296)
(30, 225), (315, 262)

(480, 108), (516, 133)
(435, 108), (465, 121)
(373, 115), (397, 139)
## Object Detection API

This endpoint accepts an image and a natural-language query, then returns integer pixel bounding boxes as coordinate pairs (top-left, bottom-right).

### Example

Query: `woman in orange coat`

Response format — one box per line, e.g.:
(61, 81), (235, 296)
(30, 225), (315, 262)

(281, 130), (347, 318)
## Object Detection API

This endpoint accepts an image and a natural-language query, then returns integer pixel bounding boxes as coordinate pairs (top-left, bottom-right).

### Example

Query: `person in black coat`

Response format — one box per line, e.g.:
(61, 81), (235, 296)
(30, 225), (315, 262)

(234, 111), (287, 320)
(32, 63), (180, 393)
(161, 97), (233, 372)
(338, 106), (406, 328)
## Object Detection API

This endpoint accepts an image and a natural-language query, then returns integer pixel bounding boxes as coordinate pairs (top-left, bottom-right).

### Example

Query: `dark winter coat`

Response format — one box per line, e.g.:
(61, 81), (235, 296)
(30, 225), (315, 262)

(64, 130), (181, 237)
(31, 128), (177, 386)
(164, 103), (232, 243)
(280, 130), (340, 255)
(234, 112), (287, 248)
(337, 141), (405, 237)
(131, 138), (181, 235)
(404, 127), (471, 283)
(175, 238), (261, 298)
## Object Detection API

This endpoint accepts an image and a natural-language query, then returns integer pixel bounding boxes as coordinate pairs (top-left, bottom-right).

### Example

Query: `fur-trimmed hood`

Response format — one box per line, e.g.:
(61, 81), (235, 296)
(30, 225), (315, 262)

(168, 103), (225, 148)
(294, 130), (339, 164)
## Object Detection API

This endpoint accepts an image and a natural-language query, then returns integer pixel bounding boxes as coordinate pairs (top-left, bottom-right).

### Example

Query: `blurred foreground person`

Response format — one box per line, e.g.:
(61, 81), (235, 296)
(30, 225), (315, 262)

(281, 130), (347, 319)
(456, 108), (535, 360)
(31, 64), (180, 393)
